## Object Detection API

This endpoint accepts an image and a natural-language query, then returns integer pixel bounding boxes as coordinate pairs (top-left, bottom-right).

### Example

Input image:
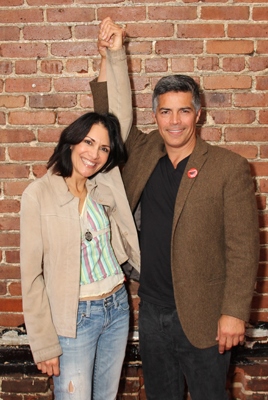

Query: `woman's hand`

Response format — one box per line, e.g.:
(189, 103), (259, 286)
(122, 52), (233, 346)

(37, 357), (60, 376)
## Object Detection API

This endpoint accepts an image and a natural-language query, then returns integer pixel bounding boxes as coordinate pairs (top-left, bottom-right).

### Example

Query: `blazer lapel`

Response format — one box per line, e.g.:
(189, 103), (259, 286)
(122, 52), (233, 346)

(172, 136), (209, 234)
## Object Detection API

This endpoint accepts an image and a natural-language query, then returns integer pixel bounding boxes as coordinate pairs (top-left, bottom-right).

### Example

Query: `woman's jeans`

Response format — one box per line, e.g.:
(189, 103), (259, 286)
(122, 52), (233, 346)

(139, 299), (231, 400)
(53, 285), (129, 400)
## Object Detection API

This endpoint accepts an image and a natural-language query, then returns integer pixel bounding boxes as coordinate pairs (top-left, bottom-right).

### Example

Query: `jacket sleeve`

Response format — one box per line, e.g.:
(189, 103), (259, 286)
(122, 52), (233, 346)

(90, 47), (133, 142)
(20, 188), (62, 363)
(221, 157), (259, 321)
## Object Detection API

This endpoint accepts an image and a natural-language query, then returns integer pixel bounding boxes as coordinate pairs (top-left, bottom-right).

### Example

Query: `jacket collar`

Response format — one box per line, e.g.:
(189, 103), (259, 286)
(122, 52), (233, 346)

(172, 135), (209, 229)
(46, 169), (97, 207)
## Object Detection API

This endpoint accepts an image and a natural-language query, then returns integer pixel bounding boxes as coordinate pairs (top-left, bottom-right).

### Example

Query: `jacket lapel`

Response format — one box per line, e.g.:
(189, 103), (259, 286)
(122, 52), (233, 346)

(172, 136), (209, 234)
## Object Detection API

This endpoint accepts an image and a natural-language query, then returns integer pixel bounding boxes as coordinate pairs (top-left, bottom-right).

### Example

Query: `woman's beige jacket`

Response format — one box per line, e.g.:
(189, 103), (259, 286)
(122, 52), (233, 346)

(20, 48), (140, 364)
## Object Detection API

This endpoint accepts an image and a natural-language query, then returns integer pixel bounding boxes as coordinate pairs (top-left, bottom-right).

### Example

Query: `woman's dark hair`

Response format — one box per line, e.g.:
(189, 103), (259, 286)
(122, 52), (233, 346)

(47, 112), (125, 177)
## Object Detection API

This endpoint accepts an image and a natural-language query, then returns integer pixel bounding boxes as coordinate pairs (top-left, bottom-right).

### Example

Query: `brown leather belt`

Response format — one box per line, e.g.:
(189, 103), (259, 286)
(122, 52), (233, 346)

(80, 283), (123, 301)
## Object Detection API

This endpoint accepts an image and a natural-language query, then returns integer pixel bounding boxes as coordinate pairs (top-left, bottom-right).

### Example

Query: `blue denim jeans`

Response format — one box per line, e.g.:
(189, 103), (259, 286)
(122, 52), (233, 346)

(139, 299), (231, 400)
(53, 285), (129, 400)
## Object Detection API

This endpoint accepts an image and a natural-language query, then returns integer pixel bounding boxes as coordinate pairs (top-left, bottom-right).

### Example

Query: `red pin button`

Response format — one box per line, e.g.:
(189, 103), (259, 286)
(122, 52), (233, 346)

(187, 168), (198, 178)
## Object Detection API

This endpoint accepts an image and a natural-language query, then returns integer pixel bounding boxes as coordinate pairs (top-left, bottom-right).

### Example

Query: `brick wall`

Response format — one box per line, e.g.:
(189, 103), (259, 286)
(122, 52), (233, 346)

(0, 0), (267, 398)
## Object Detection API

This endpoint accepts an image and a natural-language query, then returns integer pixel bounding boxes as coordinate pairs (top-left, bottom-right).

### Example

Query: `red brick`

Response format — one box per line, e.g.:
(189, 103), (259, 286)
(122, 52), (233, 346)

(2, 378), (49, 393)
(260, 145), (268, 159)
(208, 110), (255, 125)
(225, 127), (268, 142)
(249, 56), (268, 72)
(0, 266), (21, 279)
(27, 0), (72, 4)
(252, 7), (268, 21)
(0, 165), (30, 179)
(127, 23), (174, 38)
(23, 25), (71, 40)
(145, 58), (168, 73)
(172, 57), (195, 72)
(0, 129), (35, 143)
(0, 298), (22, 312)
(0, 200), (20, 213)
(0, 282), (7, 295)
(58, 111), (84, 126)
(32, 164), (47, 178)
(37, 127), (63, 143)
(29, 94), (77, 108)
(0, 26), (20, 40)
(256, 76), (268, 90)
(125, 41), (152, 55)
(8, 282), (22, 296)
(98, 6), (146, 22)
(40, 60), (63, 74)
(131, 76), (151, 91)
(0, 43), (47, 58)
(229, 23), (268, 38)
(207, 40), (254, 54)
(148, 6), (197, 20)
(80, 94), (94, 109)
(257, 40), (268, 54)
(15, 60), (37, 75)
(156, 40), (203, 55)
(132, 94), (152, 109)
(201, 6), (249, 20)
(200, 127), (222, 142)
(203, 75), (252, 89)
(51, 42), (96, 57)
(6, 251), (20, 264)
(5, 78), (51, 93)
(0, 216), (20, 230)
(47, 7), (94, 23)
(250, 162), (268, 177)
(0, 96), (25, 108)
(178, 24), (224, 38)
(0, 9), (43, 23)
(66, 59), (88, 73)
(0, 313), (24, 327)
(9, 147), (53, 161)
(0, 0), (23, 4)
(259, 110), (268, 124)
(197, 57), (219, 71)
(0, 61), (12, 75)
(74, 25), (99, 40)
(9, 111), (56, 125)
(203, 92), (232, 108)
(219, 145), (258, 159)
(222, 57), (245, 72)
(54, 77), (92, 92)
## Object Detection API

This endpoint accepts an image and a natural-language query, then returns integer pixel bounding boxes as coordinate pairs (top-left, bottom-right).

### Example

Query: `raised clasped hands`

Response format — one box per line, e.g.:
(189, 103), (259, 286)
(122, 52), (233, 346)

(98, 17), (126, 58)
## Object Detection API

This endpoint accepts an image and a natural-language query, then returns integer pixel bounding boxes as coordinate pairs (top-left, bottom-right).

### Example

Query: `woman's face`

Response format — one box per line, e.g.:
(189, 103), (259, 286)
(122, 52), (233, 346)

(71, 123), (110, 180)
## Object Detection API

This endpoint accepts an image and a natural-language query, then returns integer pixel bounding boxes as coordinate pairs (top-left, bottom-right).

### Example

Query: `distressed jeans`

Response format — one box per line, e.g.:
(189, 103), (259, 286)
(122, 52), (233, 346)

(139, 299), (231, 400)
(53, 285), (129, 400)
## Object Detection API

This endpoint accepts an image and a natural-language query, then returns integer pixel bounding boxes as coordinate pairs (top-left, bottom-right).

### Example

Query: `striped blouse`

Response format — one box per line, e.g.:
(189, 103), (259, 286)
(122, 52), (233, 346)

(79, 194), (124, 298)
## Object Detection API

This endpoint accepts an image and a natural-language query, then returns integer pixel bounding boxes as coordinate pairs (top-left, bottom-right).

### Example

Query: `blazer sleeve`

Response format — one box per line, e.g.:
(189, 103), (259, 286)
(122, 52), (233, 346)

(221, 156), (259, 321)
(90, 47), (133, 142)
(20, 188), (62, 363)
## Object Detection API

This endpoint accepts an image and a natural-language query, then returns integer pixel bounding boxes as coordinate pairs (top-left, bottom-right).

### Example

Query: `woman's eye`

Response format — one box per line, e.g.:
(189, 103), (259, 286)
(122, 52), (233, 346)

(101, 147), (109, 153)
(84, 139), (92, 145)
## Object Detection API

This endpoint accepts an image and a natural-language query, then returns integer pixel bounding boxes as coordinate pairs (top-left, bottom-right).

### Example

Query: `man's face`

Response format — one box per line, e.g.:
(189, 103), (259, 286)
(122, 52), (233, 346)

(154, 91), (201, 158)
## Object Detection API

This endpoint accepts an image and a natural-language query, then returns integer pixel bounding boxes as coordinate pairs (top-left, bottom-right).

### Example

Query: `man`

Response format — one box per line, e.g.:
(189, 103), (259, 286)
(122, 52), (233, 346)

(93, 18), (259, 400)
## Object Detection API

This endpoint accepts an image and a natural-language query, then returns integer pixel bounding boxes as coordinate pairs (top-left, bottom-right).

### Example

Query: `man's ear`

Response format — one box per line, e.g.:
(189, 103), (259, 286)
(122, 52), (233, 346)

(152, 112), (157, 123)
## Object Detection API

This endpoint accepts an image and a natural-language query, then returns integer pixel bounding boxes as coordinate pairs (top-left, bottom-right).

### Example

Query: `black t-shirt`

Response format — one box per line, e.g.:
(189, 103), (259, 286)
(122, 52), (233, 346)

(138, 155), (189, 308)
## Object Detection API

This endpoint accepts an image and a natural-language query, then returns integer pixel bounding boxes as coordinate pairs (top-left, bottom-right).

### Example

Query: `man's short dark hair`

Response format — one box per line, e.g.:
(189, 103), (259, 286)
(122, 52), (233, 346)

(47, 112), (125, 177)
(152, 75), (201, 114)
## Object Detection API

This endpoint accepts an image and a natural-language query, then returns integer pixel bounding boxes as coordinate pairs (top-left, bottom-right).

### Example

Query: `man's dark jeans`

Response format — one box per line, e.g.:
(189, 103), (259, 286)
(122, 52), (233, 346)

(139, 299), (231, 400)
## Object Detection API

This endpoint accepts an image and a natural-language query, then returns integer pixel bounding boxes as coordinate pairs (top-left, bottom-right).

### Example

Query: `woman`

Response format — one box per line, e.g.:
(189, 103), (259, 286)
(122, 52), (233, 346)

(20, 110), (140, 400)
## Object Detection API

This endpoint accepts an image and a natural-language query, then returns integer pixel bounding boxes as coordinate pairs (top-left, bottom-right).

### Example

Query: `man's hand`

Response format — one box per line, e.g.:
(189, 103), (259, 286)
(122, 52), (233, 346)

(216, 315), (245, 354)
(37, 357), (60, 376)
(98, 17), (126, 58)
